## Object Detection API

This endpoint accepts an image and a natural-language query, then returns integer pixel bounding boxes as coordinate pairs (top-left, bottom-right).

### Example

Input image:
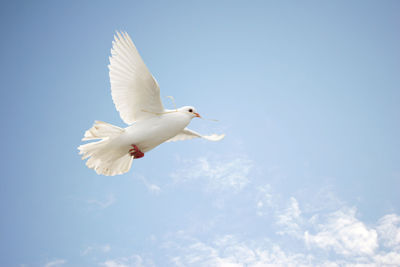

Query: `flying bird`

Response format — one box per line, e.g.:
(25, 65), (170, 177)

(78, 32), (225, 176)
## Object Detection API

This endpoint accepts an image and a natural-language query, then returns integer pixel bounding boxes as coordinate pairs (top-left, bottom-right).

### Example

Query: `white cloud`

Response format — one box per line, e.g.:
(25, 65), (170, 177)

(171, 155), (253, 193)
(373, 251), (400, 266)
(44, 259), (66, 267)
(376, 214), (400, 250)
(304, 207), (378, 256)
(256, 189), (398, 264)
(276, 197), (302, 236)
(87, 194), (116, 209)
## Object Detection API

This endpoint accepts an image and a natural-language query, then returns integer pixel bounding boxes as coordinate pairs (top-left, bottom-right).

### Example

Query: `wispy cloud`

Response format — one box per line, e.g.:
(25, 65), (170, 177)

(100, 254), (154, 267)
(164, 233), (314, 266)
(87, 194), (116, 209)
(82, 244), (111, 256)
(44, 259), (66, 267)
(163, 214), (400, 266)
(256, 184), (277, 217)
(376, 214), (400, 250)
(90, 166), (400, 266)
(171, 155), (253, 193)
(276, 197), (302, 237)
(159, 189), (400, 266)
(137, 175), (161, 195)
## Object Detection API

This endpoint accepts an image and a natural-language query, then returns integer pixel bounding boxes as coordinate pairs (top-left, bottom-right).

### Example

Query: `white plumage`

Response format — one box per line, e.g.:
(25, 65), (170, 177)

(78, 32), (225, 176)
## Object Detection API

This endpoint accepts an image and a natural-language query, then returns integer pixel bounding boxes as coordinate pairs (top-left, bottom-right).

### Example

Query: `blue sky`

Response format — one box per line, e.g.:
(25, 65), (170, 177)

(1, 0), (400, 266)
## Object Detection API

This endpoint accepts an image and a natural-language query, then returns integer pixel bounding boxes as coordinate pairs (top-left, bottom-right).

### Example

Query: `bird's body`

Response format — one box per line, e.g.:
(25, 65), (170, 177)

(78, 32), (224, 176)
(113, 109), (192, 153)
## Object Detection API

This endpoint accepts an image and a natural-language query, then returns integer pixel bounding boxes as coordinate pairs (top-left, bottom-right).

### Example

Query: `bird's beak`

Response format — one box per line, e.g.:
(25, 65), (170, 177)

(194, 112), (201, 118)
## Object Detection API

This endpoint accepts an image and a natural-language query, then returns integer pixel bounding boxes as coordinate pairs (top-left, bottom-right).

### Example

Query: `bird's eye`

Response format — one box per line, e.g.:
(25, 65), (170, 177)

(188, 109), (193, 112)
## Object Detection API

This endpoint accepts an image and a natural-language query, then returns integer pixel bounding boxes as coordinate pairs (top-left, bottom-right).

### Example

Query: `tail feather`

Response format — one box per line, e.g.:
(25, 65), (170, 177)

(92, 154), (133, 176)
(78, 121), (132, 176)
(82, 121), (124, 141)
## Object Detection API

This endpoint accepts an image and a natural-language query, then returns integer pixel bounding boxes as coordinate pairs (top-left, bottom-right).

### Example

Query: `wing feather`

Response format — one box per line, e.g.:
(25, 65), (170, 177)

(109, 31), (164, 124)
(167, 128), (225, 142)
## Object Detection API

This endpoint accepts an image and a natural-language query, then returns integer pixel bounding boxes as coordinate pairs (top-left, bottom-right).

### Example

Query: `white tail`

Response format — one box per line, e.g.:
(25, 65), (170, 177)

(78, 121), (133, 176)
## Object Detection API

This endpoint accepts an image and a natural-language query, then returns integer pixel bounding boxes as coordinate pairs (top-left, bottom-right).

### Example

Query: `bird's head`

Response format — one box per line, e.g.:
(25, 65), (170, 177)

(179, 106), (201, 119)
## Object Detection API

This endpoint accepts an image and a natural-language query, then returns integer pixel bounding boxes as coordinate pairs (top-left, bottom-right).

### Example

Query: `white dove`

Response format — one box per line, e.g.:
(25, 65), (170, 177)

(78, 32), (225, 176)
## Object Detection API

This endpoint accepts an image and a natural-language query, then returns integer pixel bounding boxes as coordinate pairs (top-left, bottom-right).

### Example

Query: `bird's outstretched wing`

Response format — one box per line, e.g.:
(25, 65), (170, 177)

(109, 32), (164, 124)
(166, 128), (225, 142)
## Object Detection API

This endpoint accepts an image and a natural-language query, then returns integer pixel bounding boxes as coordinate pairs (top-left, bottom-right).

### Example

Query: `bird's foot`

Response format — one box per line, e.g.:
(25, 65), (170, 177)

(129, 144), (144, 159)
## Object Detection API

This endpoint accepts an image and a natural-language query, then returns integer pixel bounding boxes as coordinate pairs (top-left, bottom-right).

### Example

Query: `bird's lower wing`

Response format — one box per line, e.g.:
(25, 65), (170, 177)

(166, 128), (225, 142)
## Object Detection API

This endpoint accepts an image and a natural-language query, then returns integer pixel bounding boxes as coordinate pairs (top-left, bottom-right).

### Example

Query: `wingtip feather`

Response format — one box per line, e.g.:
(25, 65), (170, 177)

(203, 134), (225, 141)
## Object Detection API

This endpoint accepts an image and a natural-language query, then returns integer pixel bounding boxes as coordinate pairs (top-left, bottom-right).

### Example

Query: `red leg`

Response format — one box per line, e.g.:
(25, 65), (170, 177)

(129, 144), (144, 159)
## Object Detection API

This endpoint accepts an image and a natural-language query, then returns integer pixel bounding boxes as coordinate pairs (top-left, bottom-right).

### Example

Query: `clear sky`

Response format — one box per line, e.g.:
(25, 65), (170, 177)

(1, 0), (399, 266)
